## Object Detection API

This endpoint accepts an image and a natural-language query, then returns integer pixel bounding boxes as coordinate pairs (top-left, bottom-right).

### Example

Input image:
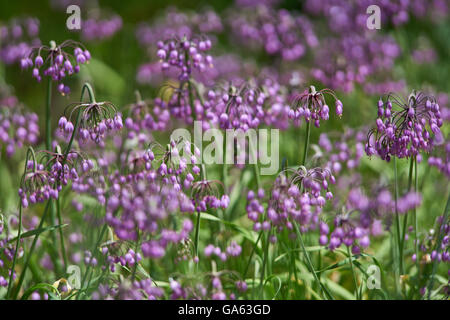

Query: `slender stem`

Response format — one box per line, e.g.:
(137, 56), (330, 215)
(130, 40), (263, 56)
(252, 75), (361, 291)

(45, 77), (52, 151)
(187, 80), (196, 121)
(11, 201), (51, 299)
(243, 231), (263, 279)
(56, 197), (68, 270)
(194, 164), (207, 259)
(194, 210), (201, 259)
(302, 120), (311, 166)
(393, 157), (403, 277)
(222, 137), (227, 192)
(413, 158), (420, 279)
(259, 229), (270, 298)
(347, 246), (359, 300)
(14, 83), (95, 300)
(131, 229), (140, 281)
(44, 77), (62, 276)
(294, 223), (333, 300)
(399, 156), (415, 276)
(296, 119), (331, 298)
(77, 222), (108, 299)
(407, 156), (414, 191)
(6, 202), (22, 298)
(53, 86), (90, 277)
(7, 147), (37, 298)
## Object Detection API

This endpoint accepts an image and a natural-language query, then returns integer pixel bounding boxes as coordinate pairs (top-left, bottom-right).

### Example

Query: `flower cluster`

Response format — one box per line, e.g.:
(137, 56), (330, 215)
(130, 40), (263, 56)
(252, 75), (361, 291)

(366, 91), (443, 161)
(411, 215), (449, 265)
(410, 214), (450, 297)
(310, 35), (401, 93)
(428, 141), (450, 178)
(92, 278), (164, 300)
(0, 93), (39, 157)
(305, 0), (448, 29)
(288, 86), (343, 127)
(157, 36), (213, 81)
(124, 94), (171, 137)
(18, 150), (90, 207)
(204, 241), (242, 261)
(58, 101), (123, 145)
(228, 5), (317, 61)
(213, 82), (266, 131)
(21, 40), (91, 95)
(317, 129), (365, 175)
(254, 167), (335, 235)
(0, 17), (40, 65)
(136, 7), (222, 50)
(0, 216), (18, 289)
(168, 275), (241, 300)
(82, 13), (123, 42)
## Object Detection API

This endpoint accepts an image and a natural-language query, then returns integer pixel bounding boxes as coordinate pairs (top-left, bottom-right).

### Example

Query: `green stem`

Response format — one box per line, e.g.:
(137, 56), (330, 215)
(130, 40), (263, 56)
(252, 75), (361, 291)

(347, 246), (359, 300)
(131, 229), (140, 281)
(6, 203), (22, 298)
(222, 138), (227, 192)
(77, 222), (108, 299)
(44, 77), (63, 276)
(56, 197), (68, 271)
(194, 210), (201, 260)
(302, 120), (311, 166)
(53, 84), (92, 276)
(294, 223), (333, 300)
(187, 80), (196, 121)
(259, 229), (270, 298)
(45, 77), (52, 151)
(193, 165), (207, 259)
(413, 158), (420, 279)
(393, 157), (403, 278)
(11, 201), (51, 299)
(243, 231), (263, 279)
(7, 147), (37, 298)
(399, 156), (415, 276)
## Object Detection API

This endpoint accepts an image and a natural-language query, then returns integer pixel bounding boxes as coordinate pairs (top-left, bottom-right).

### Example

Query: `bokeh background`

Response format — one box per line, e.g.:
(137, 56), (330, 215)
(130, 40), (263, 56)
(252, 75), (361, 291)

(0, 0), (449, 299)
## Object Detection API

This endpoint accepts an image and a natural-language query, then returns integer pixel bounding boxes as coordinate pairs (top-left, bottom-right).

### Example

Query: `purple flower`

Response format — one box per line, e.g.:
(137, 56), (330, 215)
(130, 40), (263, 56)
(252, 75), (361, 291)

(21, 40), (91, 95)
(366, 91), (442, 161)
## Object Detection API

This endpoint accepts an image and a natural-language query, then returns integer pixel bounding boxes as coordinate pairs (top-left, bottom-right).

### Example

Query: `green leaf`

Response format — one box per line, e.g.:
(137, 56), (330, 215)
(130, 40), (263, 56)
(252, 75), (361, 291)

(200, 212), (257, 243)
(8, 224), (68, 243)
(21, 283), (60, 300)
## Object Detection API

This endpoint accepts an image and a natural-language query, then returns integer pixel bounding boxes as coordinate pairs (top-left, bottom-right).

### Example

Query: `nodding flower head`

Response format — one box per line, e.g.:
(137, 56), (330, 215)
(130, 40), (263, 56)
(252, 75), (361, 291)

(214, 81), (266, 131)
(18, 162), (53, 207)
(124, 91), (170, 135)
(59, 101), (122, 145)
(191, 179), (229, 211)
(327, 209), (371, 251)
(149, 139), (201, 179)
(289, 85), (343, 127)
(157, 35), (213, 81)
(21, 40), (91, 95)
(262, 166), (335, 234)
(18, 148), (92, 207)
(366, 91), (443, 161)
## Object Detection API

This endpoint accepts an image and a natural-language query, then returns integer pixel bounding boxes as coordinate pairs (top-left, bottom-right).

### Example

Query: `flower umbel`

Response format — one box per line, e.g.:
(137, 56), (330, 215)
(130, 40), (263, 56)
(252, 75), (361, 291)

(366, 91), (442, 161)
